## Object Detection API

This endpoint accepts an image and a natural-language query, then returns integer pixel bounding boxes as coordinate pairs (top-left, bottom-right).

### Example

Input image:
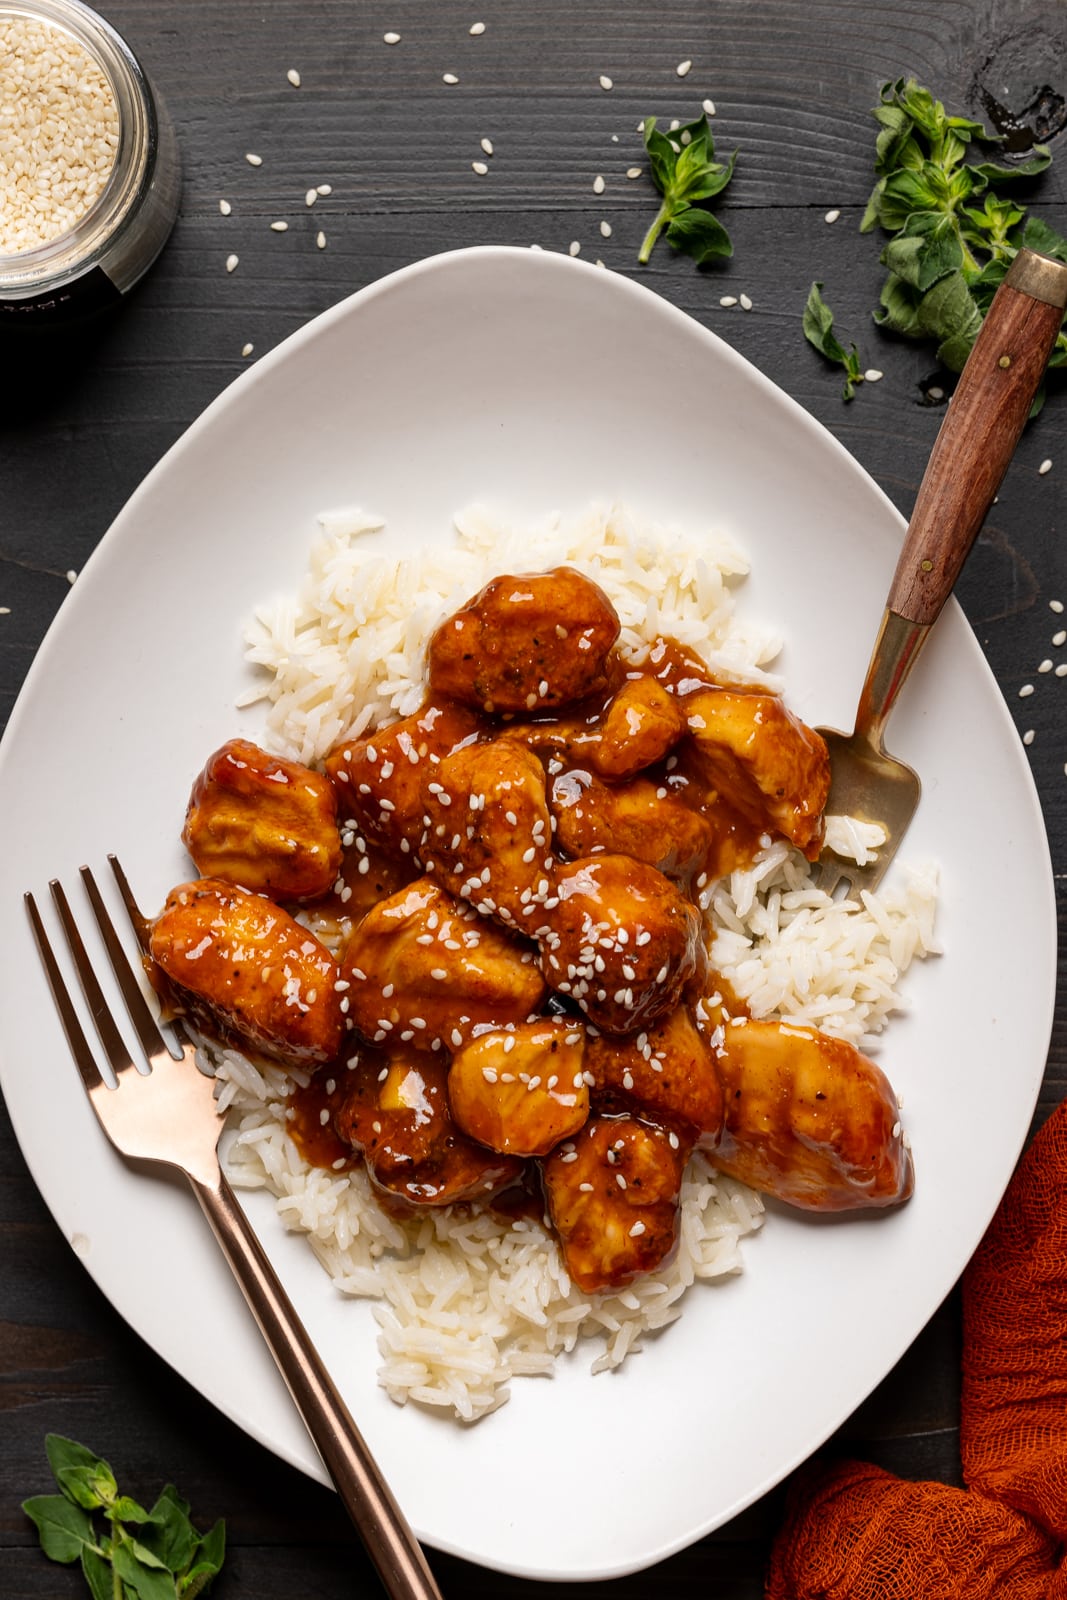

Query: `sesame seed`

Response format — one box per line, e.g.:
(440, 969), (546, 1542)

(599, 219), (612, 238)
(305, 188), (318, 206)
(470, 21), (486, 34)
(568, 240), (581, 256)
(245, 152), (262, 166)
(1057, 665), (1067, 678)
(480, 137), (494, 156)
(1051, 599), (1065, 614)
(66, 569), (77, 584)
(629, 1220), (646, 1236)
(270, 219), (288, 231)
(1023, 729), (1035, 746)
(599, 74), (613, 90)
(824, 208), (840, 223)
(616, 1172), (627, 1189)
(593, 174), (605, 194)
(317, 183), (332, 195)
(702, 98), (716, 115)
(443, 72), (459, 84)
(1039, 659), (1053, 673)
(472, 160), (488, 175)
(226, 253), (239, 272)
(219, 199), (232, 215)
(578, 1182), (594, 1192)
(1019, 683), (1035, 697)
(241, 342), (254, 357)
(676, 58), (692, 76)
(287, 68), (301, 87)
(1039, 459), (1053, 474)
(864, 368), (884, 382)
(383, 31), (400, 43)
(626, 166), (642, 179)
(719, 295), (737, 307)
(316, 230), (326, 249)
(739, 292), (753, 311)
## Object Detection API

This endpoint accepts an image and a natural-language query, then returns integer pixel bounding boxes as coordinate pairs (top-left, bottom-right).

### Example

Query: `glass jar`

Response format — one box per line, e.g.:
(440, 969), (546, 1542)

(0, 0), (181, 324)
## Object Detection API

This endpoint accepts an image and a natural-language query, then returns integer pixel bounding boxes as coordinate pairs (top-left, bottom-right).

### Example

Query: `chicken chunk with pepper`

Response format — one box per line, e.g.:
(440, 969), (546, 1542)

(684, 687), (830, 856)
(542, 1113), (691, 1293)
(324, 701), (481, 860)
(539, 854), (706, 1035)
(549, 767), (716, 885)
(426, 567), (621, 714)
(182, 738), (343, 901)
(704, 1017), (913, 1211)
(448, 1018), (589, 1157)
(149, 877), (345, 1067)
(588, 674), (687, 779)
(585, 1006), (724, 1141)
(334, 1046), (522, 1206)
(340, 877), (546, 1052)
(419, 738), (557, 925)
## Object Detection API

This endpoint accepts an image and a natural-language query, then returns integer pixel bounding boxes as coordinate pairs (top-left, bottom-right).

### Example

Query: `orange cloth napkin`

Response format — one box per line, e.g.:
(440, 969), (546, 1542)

(765, 1096), (1067, 1599)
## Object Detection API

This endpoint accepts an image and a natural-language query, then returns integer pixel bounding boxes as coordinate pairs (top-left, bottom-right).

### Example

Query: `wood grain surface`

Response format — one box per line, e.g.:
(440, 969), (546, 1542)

(2, 1), (1064, 1594)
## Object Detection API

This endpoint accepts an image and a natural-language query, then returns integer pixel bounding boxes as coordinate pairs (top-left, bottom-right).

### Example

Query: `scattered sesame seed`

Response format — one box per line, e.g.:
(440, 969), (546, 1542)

(927, 385), (945, 401)
(480, 137), (493, 155)
(219, 199), (231, 215)
(317, 183), (332, 195)
(593, 174), (605, 194)
(1019, 683), (1035, 697)
(66, 569), (77, 584)
(1023, 729), (1035, 745)
(568, 240), (581, 256)
(270, 219), (288, 231)
(1039, 658), (1053, 672)
(1056, 664), (1067, 678)
(599, 74), (613, 90)
(599, 219), (612, 238)
(305, 188), (318, 206)
(443, 72), (459, 84)
(472, 160), (488, 175)
(626, 166), (642, 179)
(469, 20), (486, 34)
(226, 253), (239, 272)
(0, 607), (9, 615)
(739, 292), (753, 311)
(316, 230), (326, 249)
(245, 152), (262, 166)
(241, 342), (253, 356)
(702, 98), (715, 115)
(383, 31), (400, 44)
(1053, 630), (1066, 646)
(719, 294), (737, 307)
(1051, 600), (1065, 614)
(865, 368), (884, 382)
(1039, 458), (1053, 475)
(676, 58), (692, 77)
(287, 68), (301, 87)
(824, 208), (840, 223)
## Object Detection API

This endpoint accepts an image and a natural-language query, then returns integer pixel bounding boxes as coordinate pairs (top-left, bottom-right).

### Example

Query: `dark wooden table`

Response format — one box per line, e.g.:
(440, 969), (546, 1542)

(2, 1), (1064, 1593)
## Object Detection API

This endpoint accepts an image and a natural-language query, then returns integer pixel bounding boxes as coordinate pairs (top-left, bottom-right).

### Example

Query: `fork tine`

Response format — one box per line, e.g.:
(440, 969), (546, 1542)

(49, 878), (139, 1080)
(25, 890), (107, 1094)
(80, 864), (177, 1067)
(107, 853), (152, 954)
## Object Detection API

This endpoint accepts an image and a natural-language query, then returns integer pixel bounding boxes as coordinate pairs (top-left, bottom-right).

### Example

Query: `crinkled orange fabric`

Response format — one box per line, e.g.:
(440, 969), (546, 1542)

(765, 1097), (1067, 1599)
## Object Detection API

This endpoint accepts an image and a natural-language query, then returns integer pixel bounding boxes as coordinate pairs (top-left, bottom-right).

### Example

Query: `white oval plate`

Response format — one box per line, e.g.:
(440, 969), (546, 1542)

(0, 246), (1054, 1581)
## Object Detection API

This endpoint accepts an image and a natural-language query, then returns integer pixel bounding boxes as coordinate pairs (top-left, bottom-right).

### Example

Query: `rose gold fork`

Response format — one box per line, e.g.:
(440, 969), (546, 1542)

(25, 859), (444, 1600)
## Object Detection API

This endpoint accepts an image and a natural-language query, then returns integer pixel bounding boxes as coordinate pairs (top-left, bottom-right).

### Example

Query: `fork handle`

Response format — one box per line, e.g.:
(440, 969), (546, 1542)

(189, 1171), (444, 1600)
(888, 248), (1067, 628)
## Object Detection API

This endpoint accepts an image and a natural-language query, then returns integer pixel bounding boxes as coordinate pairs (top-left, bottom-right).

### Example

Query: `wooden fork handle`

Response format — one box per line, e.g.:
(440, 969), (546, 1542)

(190, 1171), (444, 1600)
(888, 248), (1067, 628)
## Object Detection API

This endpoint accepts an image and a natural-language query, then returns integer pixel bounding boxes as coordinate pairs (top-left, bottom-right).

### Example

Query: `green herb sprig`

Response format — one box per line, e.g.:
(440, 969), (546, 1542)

(637, 113), (737, 266)
(863, 78), (1067, 391)
(22, 1435), (225, 1599)
(803, 283), (867, 400)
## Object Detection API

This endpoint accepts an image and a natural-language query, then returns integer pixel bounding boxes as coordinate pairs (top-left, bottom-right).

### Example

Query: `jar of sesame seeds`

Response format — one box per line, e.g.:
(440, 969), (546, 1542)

(0, 0), (180, 323)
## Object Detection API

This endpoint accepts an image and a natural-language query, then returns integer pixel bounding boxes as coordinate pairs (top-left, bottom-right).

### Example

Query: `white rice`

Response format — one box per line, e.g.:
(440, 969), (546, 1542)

(217, 502), (939, 1420)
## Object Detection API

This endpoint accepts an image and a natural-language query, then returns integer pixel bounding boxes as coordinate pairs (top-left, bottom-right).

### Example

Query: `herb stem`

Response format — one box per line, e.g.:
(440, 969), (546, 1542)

(637, 201), (671, 265)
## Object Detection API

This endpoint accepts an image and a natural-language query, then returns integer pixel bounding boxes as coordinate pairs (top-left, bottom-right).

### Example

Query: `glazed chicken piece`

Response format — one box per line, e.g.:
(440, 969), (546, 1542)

(333, 1046), (522, 1205)
(448, 1018), (590, 1157)
(340, 877), (546, 1052)
(684, 687), (830, 856)
(542, 1113), (691, 1293)
(324, 701), (481, 860)
(549, 767), (715, 885)
(539, 854), (706, 1035)
(588, 674), (687, 780)
(704, 1017), (913, 1211)
(149, 877), (345, 1068)
(426, 566), (621, 714)
(182, 738), (342, 902)
(419, 738), (556, 926)
(585, 1006), (724, 1142)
